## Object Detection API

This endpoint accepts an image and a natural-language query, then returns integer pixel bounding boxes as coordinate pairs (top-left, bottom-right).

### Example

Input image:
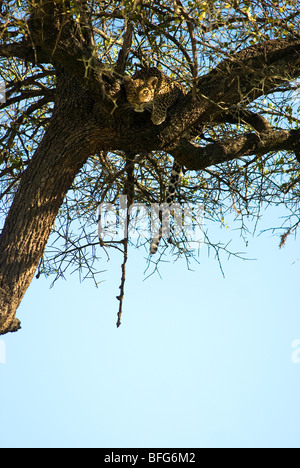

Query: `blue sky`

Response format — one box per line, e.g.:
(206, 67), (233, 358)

(1, 0), (299, 450)
(0, 205), (299, 448)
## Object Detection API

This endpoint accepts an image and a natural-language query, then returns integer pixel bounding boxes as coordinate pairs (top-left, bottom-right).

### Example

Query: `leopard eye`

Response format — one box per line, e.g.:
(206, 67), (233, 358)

(142, 89), (149, 95)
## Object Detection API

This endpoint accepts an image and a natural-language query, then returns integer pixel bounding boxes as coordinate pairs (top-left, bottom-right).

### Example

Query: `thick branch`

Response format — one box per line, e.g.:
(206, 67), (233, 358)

(158, 37), (300, 147)
(115, 21), (133, 76)
(0, 41), (49, 63)
(26, 0), (110, 100)
(170, 128), (300, 170)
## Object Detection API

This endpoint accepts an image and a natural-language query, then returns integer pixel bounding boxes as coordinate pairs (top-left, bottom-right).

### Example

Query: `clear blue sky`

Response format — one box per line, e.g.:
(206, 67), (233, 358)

(0, 205), (300, 448)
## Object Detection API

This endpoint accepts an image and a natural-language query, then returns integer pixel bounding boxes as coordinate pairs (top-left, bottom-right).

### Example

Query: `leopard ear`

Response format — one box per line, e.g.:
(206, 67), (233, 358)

(147, 76), (158, 88)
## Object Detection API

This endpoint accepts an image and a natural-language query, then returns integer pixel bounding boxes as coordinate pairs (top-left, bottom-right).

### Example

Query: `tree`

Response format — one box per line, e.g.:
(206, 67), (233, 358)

(0, 0), (299, 335)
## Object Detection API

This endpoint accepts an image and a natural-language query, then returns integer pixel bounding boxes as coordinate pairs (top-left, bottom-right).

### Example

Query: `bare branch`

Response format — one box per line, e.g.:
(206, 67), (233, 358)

(115, 21), (133, 76)
(174, 0), (198, 90)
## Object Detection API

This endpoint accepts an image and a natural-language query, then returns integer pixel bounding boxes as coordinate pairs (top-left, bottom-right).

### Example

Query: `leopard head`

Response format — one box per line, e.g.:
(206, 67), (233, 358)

(123, 76), (158, 112)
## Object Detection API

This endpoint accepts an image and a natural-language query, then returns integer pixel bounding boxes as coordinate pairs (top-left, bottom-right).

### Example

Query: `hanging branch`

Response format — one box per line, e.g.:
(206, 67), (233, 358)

(116, 151), (136, 328)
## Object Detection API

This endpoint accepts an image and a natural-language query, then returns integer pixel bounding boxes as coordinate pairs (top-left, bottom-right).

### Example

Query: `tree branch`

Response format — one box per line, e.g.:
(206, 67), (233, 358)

(170, 128), (300, 170)
(115, 21), (133, 76)
(158, 36), (300, 147)
(0, 41), (49, 63)
(26, 0), (110, 100)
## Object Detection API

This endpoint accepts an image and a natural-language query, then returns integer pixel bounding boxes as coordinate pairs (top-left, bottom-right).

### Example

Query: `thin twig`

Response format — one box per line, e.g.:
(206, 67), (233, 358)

(116, 151), (136, 328)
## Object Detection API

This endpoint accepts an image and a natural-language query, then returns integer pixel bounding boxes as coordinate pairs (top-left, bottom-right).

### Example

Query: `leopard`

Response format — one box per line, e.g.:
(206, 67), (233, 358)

(123, 67), (184, 126)
(123, 67), (185, 254)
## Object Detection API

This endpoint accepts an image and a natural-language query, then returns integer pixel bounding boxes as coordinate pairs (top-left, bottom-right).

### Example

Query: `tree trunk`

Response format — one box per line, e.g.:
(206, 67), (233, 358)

(0, 75), (101, 334)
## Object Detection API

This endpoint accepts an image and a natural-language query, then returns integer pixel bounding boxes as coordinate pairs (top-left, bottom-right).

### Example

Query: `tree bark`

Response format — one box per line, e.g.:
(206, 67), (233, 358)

(171, 128), (300, 170)
(0, 74), (102, 334)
